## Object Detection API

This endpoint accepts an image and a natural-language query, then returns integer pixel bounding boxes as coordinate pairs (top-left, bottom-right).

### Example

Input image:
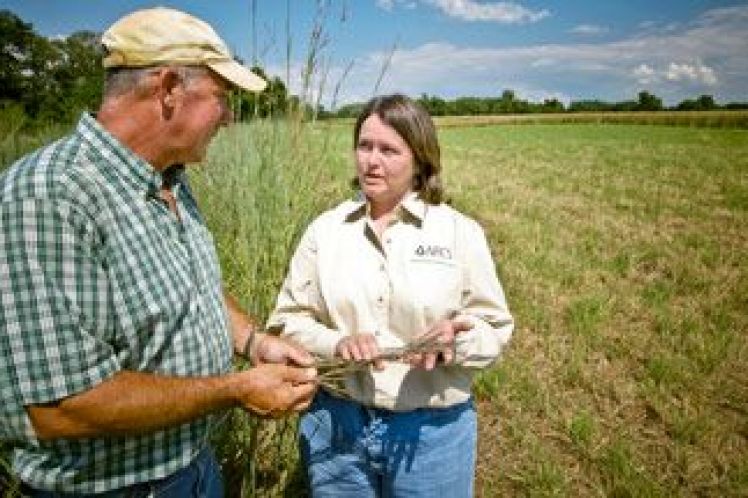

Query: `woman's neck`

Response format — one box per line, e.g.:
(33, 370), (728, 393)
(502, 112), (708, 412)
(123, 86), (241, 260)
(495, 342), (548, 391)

(368, 194), (407, 238)
(368, 190), (412, 221)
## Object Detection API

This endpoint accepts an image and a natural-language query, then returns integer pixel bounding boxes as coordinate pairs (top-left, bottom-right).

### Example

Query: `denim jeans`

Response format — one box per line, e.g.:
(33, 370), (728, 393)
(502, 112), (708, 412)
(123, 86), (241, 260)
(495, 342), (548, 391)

(22, 447), (223, 498)
(300, 390), (477, 498)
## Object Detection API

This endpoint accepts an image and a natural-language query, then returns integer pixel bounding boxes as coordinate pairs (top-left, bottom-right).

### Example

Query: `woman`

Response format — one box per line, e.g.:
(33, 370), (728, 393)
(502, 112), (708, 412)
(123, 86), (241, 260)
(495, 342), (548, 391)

(268, 94), (513, 497)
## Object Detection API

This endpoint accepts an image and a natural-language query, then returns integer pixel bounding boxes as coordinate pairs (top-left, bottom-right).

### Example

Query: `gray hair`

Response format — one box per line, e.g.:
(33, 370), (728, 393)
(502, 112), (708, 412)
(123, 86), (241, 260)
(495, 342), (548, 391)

(103, 65), (211, 99)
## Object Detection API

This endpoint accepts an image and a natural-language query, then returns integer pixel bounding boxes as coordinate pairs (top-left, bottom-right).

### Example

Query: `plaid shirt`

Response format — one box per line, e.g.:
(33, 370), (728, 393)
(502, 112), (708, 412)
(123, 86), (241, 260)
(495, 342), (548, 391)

(0, 113), (233, 493)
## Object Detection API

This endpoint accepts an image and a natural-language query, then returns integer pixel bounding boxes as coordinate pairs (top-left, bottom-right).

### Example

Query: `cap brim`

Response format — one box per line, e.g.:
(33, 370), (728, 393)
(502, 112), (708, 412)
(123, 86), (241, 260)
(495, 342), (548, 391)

(208, 60), (267, 92)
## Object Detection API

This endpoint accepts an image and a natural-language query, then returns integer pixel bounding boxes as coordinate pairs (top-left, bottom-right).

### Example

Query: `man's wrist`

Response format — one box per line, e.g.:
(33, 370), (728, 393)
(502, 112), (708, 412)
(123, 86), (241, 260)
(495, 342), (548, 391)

(242, 327), (256, 365)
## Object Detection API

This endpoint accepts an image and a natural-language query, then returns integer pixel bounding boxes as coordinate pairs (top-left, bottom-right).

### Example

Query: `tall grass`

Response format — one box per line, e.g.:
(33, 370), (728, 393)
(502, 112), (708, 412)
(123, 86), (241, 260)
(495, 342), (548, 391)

(0, 106), (69, 171)
(190, 119), (350, 496)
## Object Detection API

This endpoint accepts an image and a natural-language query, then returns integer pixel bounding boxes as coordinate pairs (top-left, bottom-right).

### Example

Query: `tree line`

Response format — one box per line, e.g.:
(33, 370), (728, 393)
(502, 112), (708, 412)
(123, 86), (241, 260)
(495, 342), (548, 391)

(2, 9), (746, 127)
(333, 90), (748, 119)
(0, 9), (294, 125)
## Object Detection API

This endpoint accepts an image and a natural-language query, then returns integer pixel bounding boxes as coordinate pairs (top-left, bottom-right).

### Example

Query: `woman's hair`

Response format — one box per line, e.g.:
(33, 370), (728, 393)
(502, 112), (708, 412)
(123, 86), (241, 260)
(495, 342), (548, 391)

(353, 93), (443, 205)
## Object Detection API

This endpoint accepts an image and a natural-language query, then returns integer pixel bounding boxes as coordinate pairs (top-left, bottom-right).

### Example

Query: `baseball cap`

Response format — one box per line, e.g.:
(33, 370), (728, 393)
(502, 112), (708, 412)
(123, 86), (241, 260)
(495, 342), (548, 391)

(101, 7), (267, 92)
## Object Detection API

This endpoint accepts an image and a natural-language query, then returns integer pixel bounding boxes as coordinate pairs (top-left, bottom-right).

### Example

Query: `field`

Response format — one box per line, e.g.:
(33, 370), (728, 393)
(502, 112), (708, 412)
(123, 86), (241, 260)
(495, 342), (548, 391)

(437, 124), (747, 496)
(1, 116), (747, 497)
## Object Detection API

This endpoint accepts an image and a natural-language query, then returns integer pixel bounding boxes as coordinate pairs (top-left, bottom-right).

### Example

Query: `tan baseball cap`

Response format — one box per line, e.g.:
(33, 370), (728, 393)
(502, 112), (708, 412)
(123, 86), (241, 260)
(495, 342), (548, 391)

(101, 7), (266, 92)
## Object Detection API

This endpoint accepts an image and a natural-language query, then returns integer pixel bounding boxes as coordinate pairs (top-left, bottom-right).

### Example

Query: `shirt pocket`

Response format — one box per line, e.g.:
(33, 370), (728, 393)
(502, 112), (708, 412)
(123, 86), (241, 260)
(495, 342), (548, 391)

(407, 258), (462, 317)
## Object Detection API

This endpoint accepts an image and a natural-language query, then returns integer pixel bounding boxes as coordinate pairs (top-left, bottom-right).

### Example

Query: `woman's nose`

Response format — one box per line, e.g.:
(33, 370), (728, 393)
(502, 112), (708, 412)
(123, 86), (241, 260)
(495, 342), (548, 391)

(365, 148), (384, 166)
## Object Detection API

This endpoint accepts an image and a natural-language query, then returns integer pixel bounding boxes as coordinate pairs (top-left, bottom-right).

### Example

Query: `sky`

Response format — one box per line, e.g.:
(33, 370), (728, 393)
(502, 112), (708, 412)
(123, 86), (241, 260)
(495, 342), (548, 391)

(2, 0), (747, 108)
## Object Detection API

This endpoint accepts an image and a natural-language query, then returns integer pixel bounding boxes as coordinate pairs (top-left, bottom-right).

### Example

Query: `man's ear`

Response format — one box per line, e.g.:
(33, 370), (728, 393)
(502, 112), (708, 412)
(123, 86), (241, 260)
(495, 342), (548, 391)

(157, 68), (182, 120)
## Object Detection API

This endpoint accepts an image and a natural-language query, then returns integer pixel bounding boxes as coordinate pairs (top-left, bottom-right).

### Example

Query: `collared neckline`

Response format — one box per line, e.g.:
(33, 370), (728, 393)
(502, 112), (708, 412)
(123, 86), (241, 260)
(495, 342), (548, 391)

(344, 191), (426, 226)
(75, 113), (182, 196)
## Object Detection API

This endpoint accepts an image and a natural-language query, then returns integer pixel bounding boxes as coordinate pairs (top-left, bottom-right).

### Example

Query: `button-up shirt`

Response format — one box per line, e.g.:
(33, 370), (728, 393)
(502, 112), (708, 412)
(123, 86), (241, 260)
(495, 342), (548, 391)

(0, 113), (232, 493)
(268, 193), (513, 411)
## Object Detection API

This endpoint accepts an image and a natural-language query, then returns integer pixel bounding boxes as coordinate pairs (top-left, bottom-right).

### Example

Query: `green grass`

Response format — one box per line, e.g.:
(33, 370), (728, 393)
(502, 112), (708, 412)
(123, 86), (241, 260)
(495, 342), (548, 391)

(1, 117), (746, 497)
(188, 119), (351, 496)
(448, 123), (748, 497)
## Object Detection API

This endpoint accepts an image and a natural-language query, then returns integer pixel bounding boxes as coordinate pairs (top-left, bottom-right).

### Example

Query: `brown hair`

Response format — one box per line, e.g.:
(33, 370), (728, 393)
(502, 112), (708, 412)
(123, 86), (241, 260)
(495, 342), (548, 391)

(353, 94), (443, 205)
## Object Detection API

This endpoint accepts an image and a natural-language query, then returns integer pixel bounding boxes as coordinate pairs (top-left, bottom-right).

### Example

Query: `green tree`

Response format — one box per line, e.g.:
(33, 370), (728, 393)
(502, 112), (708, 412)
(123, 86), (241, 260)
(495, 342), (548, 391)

(636, 90), (663, 111)
(677, 94), (717, 111)
(234, 65), (292, 120)
(417, 94), (447, 116)
(1, 10), (103, 121)
(499, 89), (516, 113)
(0, 10), (37, 103)
(695, 94), (716, 110)
(541, 98), (564, 113)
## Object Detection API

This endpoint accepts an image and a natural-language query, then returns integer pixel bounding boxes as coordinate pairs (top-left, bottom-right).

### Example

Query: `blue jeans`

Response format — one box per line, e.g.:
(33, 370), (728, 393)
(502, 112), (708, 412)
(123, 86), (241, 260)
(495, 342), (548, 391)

(300, 390), (477, 497)
(22, 447), (223, 498)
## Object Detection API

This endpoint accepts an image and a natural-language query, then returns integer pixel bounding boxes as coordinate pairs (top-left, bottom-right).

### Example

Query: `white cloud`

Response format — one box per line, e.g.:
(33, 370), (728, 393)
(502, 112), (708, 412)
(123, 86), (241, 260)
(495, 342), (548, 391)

(531, 58), (557, 68)
(633, 61), (718, 88)
(638, 20), (656, 30)
(633, 64), (657, 84)
(426, 0), (550, 23)
(376, 0), (395, 11)
(376, 0), (549, 23)
(277, 4), (747, 106)
(569, 24), (609, 36)
(666, 62), (718, 85)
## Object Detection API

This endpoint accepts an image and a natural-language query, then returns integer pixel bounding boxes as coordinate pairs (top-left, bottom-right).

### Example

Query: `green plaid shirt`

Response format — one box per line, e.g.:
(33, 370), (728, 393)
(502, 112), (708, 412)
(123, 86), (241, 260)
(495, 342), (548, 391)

(0, 113), (233, 493)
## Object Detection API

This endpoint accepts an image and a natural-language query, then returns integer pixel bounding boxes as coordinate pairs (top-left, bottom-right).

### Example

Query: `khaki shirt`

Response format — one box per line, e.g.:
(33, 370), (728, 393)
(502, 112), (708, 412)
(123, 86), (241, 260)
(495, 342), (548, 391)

(268, 193), (513, 411)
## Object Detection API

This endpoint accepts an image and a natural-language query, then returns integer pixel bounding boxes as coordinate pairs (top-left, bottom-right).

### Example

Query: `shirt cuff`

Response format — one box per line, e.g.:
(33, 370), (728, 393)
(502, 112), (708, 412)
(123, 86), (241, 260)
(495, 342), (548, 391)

(311, 329), (348, 358)
(453, 314), (501, 369)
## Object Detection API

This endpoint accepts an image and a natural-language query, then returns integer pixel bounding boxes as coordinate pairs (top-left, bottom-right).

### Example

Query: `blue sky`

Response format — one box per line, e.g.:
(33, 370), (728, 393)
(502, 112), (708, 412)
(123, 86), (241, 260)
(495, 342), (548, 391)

(2, 0), (747, 107)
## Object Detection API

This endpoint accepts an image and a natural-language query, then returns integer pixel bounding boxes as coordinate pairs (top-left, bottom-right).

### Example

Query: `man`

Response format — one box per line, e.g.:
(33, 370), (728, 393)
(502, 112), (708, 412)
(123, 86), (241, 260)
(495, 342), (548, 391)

(0, 7), (316, 497)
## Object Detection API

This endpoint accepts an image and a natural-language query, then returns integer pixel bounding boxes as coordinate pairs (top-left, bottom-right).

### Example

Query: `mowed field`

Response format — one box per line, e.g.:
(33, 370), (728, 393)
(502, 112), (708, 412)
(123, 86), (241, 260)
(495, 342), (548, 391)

(435, 124), (747, 496)
(1, 118), (747, 497)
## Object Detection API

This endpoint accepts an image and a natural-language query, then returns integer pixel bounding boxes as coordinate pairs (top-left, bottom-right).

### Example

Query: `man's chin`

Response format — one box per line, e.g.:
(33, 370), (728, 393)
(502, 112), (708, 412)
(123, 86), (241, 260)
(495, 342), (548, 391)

(181, 150), (208, 165)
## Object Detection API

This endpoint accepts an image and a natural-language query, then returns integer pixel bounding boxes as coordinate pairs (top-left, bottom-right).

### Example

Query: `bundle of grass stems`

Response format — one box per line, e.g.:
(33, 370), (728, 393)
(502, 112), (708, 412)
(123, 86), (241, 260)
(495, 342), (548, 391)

(313, 336), (449, 398)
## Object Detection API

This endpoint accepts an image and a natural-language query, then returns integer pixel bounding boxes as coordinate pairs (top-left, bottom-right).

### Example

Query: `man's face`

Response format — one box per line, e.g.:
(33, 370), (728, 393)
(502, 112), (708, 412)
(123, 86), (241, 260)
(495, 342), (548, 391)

(168, 69), (233, 164)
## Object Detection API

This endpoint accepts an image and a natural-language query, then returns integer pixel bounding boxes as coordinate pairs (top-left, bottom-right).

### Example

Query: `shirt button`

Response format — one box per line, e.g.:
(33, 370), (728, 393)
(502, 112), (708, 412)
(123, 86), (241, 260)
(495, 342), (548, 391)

(385, 238), (392, 244)
(377, 296), (384, 304)
(379, 264), (386, 271)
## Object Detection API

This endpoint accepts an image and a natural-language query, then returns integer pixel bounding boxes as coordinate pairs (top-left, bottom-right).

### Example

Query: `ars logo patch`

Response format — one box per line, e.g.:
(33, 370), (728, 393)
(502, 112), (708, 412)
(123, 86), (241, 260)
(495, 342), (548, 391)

(414, 244), (453, 260)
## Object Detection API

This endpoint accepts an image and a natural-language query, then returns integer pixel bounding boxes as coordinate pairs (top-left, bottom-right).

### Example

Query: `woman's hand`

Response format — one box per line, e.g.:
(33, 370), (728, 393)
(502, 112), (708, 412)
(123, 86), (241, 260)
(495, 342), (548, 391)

(335, 334), (385, 370)
(252, 333), (315, 367)
(407, 319), (474, 370)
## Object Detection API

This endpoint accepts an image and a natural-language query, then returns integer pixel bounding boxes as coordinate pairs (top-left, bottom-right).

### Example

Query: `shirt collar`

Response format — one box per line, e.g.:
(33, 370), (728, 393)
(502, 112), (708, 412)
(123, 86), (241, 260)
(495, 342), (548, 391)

(75, 113), (181, 196)
(344, 191), (426, 226)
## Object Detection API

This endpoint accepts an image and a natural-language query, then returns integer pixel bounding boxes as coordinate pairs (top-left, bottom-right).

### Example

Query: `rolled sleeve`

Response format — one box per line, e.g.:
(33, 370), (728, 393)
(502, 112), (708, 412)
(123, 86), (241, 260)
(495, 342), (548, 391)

(268, 223), (346, 358)
(0, 198), (120, 440)
(454, 219), (514, 369)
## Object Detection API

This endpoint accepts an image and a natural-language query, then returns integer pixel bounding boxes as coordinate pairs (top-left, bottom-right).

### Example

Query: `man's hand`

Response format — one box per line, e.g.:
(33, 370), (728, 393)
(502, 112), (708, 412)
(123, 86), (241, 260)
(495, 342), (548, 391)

(251, 333), (315, 367)
(406, 319), (474, 370)
(232, 364), (317, 418)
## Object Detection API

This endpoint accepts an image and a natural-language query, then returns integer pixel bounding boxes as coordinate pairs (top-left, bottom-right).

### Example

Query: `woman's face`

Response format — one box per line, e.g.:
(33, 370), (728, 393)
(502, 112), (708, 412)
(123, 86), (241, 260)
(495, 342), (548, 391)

(355, 114), (415, 209)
